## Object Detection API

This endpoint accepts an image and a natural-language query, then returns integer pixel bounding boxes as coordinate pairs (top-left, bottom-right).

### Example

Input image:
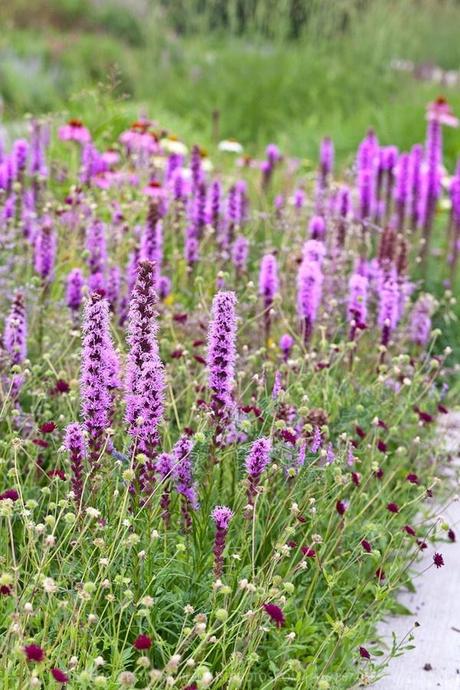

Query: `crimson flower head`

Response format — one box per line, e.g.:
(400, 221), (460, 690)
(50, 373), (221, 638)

(448, 529), (456, 543)
(39, 421), (56, 433)
(406, 473), (419, 484)
(433, 552), (444, 569)
(263, 603), (285, 628)
(387, 502), (399, 513)
(404, 524), (416, 537)
(361, 539), (372, 553)
(133, 634), (152, 650)
(359, 646), (371, 659)
(24, 644), (45, 662)
(336, 499), (348, 516)
(51, 668), (69, 684)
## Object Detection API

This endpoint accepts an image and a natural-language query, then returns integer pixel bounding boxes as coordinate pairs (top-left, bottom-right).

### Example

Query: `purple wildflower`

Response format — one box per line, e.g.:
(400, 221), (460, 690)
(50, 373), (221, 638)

(296, 259), (323, 343)
(409, 294), (436, 346)
(347, 272), (368, 339)
(66, 269), (85, 314)
(279, 333), (294, 361)
(207, 291), (238, 426)
(64, 423), (86, 509)
(172, 436), (196, 531)
(259, 253), (278, 338)
(4, 292), (27, 365)
(231, 235), (249, 275)
(378, 269), (399, 348)
(34, 220), (57, 283)
(211, 505), (234, 577)
(245, 437), (272, 507)
(125, 260), (165, 464)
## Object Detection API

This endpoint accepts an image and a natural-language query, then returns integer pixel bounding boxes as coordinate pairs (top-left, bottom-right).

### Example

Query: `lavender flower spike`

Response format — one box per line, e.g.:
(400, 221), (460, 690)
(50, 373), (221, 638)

(64, 423), (86, 509)
(66, 268), (85, 314)
(211, 506), (234, 577)
(172, 436), (196, 532)
(4, 292), (27, 365)
(296, 259), (323, 344)
(258, 253), (278, 338)
(347, 273), (368, 341)
(245, 437), (272, 507)
(125, 260), (165, 464)
(80, 293), (113, 470)
(207, 291), (237, 424)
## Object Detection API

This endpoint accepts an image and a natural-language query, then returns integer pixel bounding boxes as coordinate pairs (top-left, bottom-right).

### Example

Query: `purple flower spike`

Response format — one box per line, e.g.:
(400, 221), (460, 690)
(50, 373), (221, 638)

(394, 152), (410, 230)
(125, 260), (165, 465)
(259, 253), (278, 338)
(66, 268), (85, 314)
(80, 293), (114, 470)
(309, 215), (326, 240)
(279, 333), (294, 361)
(207, 291), (237, 426)
(296, 259), (323, 344)
(156, 451), (173, 526)
(211, 505), (234, 577)
(172, 436), (196, 532)
(64, 422), (86, 509)
(409, 294), (436, 346)
(378, 269), (399, 349)
(231, 235), (249, 275)
(347, 272), (368, 340)
(34, 220), (57, 284)
(4, 292), (27, 365)
(245, 437), (272, 508)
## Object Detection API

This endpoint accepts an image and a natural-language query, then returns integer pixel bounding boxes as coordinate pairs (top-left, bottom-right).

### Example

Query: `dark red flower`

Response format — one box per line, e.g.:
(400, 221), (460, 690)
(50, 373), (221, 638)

(414, 406), (433, 423)
(192, 339), (205, 347)
(173, 313), (188, 323)
(417, 539), (428, 550)
(39, 421), (56, 433)
(448, 528), (456, 542)
(279, 429), (297, 445)
(355, 426), (366, 439)
(48, 469), (66, 480)
(351, 472), (361, 487)
(24, 645), (45, 662)
(263, 603), (285, 627)
(33, 438), (49, 448)
(301, 546), (316, 558)
(0, 585), (12, 595)
(359, 646), (371, 659)
(437, 404), (448, 414)
(0, 488), (19, 501)
(170, 349), (183, 359)
(361, 539), (372, 553)
(184, 685), (198, 690)
(386, 502), (399, 513)
(53, 379), (70, 394)
(404, 524), (416, 537)
(375, 568), (386, 581)
(51, 668), (69, 684)
(377, 439), (387, 453)
(336, 500), (347, 516)
(406, 473), (419, 484)
(133, 634), (152, 650)
(377, 419), (388, 430)
(193, 355), (206, 365)
(433, 552), (444, 568)
(374, 467), (384, 480)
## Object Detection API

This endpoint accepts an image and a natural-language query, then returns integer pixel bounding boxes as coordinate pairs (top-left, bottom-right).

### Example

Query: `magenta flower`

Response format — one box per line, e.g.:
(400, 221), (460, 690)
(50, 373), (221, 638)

(23, 644), (45, 662)
(58, 119), (91, 144)
(51, 668), (69, 684)
(263, 603), (285, 628)
(279, 333), (294, 361)
(211, 505), (234, 576)
(34, 220), (57, 283)
(133, 634), (152, 650)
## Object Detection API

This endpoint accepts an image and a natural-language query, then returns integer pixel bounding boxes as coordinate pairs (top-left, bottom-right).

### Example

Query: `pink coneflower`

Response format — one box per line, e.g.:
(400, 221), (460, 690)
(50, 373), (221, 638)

(58, 119), (91, 144)
(23, 644), (45, 662)
(263, 603), (285, 628)
(133, 634), (152, 650)
(51, 668), (69, 684)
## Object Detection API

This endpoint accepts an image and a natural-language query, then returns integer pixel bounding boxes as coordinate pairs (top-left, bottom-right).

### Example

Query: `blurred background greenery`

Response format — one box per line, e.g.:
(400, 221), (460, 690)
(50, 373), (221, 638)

(1, 0), (460, 163)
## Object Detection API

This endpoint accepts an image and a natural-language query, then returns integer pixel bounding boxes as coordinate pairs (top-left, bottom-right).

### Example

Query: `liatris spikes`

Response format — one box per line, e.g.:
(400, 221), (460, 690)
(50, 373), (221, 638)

(409, 144), (423, 228)
(34, 220), (56, 284)
(258, 254), (278, 338)
(125, 260), (165, 466)
(211, 505), (233, 577)
(80, 293), (113, 470)
(279, 333), (294, 361)
(409, 294), (436, 346)
(141, 215), (163, 282)
(207, 291), (237, 428)
(208, 179), (221, 230)
(378, 269), (399, 349)
(231, 235), (249, 276)
(335, 186), (350, 246)
(347, 273), (368, 340)
(106, 265), (121, 313)
(4, 292), (27, 365)
(172, 436), (196, 532)
(245, 437), (271, 508)
(356, 129), (378, 223)
(449, 164), (460, 276)
(64, 422), (86, 509)
(394, 152), (410, 230)
(316, 137), (334, 212)
(66, 268), (85, 315)
(296, 259), (323, 344)
(309, 215), (326, 240)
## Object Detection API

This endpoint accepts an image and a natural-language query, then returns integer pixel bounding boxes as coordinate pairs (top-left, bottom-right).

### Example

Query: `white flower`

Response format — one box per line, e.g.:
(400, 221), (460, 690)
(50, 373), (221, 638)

(218, 139), (243, 154)
(43, 577), (57, 593)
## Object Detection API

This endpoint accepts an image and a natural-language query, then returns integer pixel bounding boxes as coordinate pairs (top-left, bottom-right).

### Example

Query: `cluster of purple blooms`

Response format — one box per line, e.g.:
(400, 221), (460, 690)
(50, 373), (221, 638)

(0, 98), (457, 585)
